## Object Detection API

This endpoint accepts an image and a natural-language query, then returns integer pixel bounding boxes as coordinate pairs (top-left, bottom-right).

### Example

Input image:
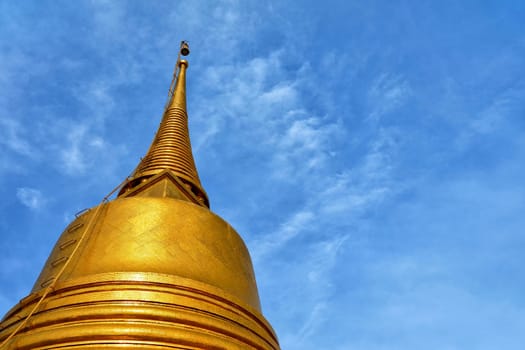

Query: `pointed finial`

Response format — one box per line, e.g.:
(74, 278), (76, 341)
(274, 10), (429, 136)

(180, 40), (190, 56)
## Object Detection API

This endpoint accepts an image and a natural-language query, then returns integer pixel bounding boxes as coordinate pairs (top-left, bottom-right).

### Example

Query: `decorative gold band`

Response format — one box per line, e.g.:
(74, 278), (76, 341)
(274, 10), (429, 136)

(1, 272), (279, 350)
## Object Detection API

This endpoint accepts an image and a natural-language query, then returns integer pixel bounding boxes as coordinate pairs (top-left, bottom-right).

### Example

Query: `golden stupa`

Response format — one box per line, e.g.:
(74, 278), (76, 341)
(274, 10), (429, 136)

(0, 42), (280, 350)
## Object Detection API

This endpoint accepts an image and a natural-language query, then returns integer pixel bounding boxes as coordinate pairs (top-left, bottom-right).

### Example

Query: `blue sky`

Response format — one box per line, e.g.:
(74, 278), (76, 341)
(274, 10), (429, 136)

(1, 1), (524, 349)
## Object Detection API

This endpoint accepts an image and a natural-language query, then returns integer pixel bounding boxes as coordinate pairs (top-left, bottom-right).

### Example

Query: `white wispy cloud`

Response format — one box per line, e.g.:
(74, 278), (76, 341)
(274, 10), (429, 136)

(273, 115), (342, 176)
(0, 3), (133, 182)
(56, 121), (127, 179)
(458, 88), (522, 148)
(294, 301), (328, 343)
(16, 187), (46, 210)
(74, 81), (116, 120)
(0, 116), (36, 158)
(280, 233), (356, 346)
(249, 113), (398, 349)
(252, 145), (394, 260)
(60, 124), (91, 175)
(193, 50), (343, 182)
(367, 73), (412, 122)
(251, 210), (315, 262)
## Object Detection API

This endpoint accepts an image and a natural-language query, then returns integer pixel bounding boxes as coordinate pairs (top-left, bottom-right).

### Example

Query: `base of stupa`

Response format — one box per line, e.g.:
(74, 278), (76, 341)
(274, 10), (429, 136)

(0, 272), (279, 350)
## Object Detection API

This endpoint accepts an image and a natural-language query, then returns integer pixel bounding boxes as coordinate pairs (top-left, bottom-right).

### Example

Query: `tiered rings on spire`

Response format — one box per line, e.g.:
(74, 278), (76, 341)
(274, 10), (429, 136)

(119, 60), (209, 206)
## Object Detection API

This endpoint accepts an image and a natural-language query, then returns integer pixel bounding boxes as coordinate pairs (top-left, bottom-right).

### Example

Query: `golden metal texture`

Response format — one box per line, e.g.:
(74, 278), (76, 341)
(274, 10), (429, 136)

(0, 49), (280, 349)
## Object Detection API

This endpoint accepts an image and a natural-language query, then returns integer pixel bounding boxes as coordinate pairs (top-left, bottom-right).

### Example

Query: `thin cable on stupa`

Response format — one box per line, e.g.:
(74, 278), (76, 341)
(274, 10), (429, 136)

(0, 179), (127, 348)
(0, 44), (183, 342)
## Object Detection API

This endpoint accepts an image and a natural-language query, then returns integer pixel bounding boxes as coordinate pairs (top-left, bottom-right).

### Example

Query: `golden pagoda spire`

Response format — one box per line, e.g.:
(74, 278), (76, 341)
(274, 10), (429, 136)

(119, 43), (208, 207)
(0, 42), (280, 349)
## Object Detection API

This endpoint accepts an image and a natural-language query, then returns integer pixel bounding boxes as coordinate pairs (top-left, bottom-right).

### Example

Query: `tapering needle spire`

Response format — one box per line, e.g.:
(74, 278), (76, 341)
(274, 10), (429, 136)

(119, 56), (208, 207)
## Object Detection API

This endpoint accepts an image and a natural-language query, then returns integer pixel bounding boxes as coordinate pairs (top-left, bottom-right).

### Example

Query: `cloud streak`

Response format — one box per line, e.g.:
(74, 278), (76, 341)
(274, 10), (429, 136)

(16, 187), (46, 210)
